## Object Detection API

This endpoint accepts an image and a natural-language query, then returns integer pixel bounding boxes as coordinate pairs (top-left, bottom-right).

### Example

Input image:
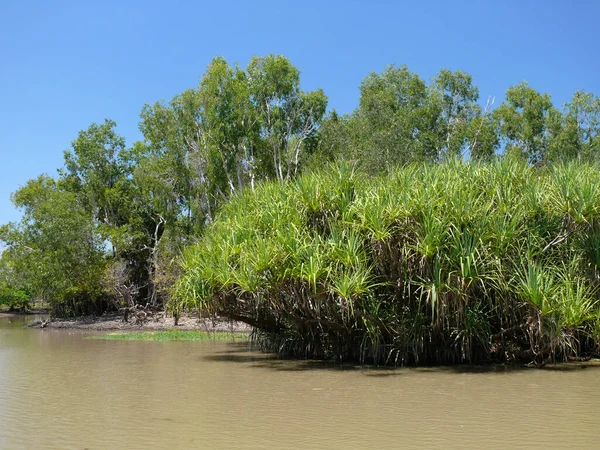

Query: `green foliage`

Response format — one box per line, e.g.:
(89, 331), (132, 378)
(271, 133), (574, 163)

(1, 176), (107, 316)
(3, 53), (600, 343)
(318, 69), (598, 170)
(547, 91), (600, 162)
(325, 66), (498, 172)
(139, 54), (328, 207)
(177, 159), (600, 365)
(134, 54), (328, 306)
(0, 286), (30, 311)
(494, 82), (555, 165)
(61, 119), (133, 243)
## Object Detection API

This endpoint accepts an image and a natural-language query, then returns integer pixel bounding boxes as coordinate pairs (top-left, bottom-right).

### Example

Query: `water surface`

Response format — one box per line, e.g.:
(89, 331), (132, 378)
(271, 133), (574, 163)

(1, 315), (598, 449)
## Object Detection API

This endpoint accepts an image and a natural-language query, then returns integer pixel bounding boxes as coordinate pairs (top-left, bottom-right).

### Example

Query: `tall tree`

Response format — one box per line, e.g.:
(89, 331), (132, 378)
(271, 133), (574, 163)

(352, 65), (431, 170)
(136, 55), (327, 304)
(247, 54), (327, 181)
(198, 57), (259, 193)
(138, 88), (208, 229)
(547, 91), (600, 162)
(342, 65), (491, 170)
(494, 82), (555, 165)
(429, 69), (481, 159)
(61, 119), (133, 254)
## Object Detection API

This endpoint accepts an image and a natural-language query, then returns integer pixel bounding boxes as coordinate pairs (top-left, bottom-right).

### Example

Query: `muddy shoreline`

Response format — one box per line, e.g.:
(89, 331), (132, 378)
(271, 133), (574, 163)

(0, 311), (250, 333)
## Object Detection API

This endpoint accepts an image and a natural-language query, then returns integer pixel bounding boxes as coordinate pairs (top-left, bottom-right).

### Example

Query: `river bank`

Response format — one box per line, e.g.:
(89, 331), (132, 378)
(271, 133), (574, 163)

(7, 311), (251, 333)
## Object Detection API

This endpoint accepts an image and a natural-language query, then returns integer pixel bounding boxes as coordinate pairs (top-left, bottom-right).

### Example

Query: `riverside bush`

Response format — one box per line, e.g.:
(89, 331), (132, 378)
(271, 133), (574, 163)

(0, 286), (30, 312)
(174, 158), (600, 365)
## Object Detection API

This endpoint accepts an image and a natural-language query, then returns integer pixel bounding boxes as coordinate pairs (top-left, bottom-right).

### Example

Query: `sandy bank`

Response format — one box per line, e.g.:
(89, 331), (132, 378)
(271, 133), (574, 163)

(27, 313), (251, 333)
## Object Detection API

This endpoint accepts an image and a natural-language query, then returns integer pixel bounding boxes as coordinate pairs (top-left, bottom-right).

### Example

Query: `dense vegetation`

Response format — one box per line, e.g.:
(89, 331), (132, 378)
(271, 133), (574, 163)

(176, 160), (600, 365)
(2, 54), (600, 365)
(1, 55), (328, 316)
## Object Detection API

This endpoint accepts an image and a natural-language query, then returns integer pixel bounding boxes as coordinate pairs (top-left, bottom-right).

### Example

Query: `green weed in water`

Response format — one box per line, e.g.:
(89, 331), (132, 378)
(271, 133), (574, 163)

(89, 330), (248, 342)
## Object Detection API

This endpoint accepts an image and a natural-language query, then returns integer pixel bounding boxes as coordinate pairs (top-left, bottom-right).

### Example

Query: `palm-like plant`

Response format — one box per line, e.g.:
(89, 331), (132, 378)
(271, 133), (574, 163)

(174, 157), (600, 365)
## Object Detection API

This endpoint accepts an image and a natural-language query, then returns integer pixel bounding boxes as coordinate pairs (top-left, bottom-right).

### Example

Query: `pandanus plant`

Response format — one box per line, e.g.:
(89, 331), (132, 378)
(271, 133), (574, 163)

(174, 158), (600, 365)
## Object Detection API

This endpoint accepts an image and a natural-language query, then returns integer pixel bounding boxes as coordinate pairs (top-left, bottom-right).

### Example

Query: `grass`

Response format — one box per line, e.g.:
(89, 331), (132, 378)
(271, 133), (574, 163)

(89, 330), (248, 342)
(173, 157), (600, 366)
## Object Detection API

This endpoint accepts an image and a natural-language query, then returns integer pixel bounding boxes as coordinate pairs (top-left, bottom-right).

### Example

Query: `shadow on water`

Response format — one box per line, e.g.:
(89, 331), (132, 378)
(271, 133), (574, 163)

(0, 314), (46, 330)
(203, 341), (600, 375)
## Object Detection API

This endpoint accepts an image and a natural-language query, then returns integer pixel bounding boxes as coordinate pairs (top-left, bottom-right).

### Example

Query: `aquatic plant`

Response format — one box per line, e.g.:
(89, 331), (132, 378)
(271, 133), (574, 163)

(89, 330), (246, 342)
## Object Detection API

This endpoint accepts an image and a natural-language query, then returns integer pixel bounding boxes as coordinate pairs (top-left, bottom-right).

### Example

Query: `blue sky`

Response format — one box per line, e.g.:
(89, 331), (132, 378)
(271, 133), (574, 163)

(1, 0), (599, 225)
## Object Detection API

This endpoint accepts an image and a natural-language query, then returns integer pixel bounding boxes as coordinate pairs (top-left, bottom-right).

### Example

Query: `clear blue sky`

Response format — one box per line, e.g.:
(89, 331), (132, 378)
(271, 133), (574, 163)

(1, 0), (599, 225)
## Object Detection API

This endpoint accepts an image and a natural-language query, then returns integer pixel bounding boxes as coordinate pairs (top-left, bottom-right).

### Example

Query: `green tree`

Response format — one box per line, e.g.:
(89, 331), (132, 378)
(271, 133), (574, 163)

(136, 55), (327, 304)
(467, 110), (499, 161)
(351, 65), (432, 171)
(61, 119), (134, 255)
(139, 88), (212, 228)
(547, 91), (600, 162)
(198, 57), (259, 194)
(430, 69), (481, 159)
(247, 54), (328, 180)
(0, 244), (32, 311)
(342, 66), (490, 170)
(0, 176), (106, 316)
(139, 54), (327, 205)
(494, 82), (556, 165)
(311, 110), (352, 165)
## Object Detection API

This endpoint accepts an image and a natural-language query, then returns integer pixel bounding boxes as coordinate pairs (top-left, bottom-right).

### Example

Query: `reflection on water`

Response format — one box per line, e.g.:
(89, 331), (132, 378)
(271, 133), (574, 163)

(1, 315), (599, 450)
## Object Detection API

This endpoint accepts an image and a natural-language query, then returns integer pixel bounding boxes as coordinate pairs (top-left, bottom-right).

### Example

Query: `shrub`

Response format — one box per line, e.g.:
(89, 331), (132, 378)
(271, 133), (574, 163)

(0, 286), (30, 312)
(175, 158), (600, 365)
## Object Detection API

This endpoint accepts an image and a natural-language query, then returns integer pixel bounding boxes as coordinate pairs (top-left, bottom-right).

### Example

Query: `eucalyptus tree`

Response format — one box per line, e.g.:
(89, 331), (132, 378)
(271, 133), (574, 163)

(312, 109), (352, 166)
(136, 55), (327, 303)
(198, 57), (259, 194)
(139, 54), (327, 203)
(494, 82), (556, 165)
(61, 119), (190, 307)
(139, 61), (240, 227)
(350, 65), (431, 170)
(429, 69), (493, 160)
(466, 106), (499, 161)
(126, 139), (197, 305)
(139, 88), (207, 228)
(247, 54), (328, 181)
(547, 91), (600, 162)
(60, 119), (134, 256)
(339, 66), (493, 170)
(138, 82), (224, 305)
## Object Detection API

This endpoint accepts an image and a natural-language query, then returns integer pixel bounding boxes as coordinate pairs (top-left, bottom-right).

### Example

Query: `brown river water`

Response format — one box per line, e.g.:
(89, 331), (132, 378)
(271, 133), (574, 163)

(1, 315), (599, 450)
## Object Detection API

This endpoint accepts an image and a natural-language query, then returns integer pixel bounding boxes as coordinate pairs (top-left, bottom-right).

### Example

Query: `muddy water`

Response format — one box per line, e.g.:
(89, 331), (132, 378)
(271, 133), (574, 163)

(0, 316), (599, 450)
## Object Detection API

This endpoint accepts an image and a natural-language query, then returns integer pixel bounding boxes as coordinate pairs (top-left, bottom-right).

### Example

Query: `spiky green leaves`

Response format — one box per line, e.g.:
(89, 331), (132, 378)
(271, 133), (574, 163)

(176, 158), (600, 365)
